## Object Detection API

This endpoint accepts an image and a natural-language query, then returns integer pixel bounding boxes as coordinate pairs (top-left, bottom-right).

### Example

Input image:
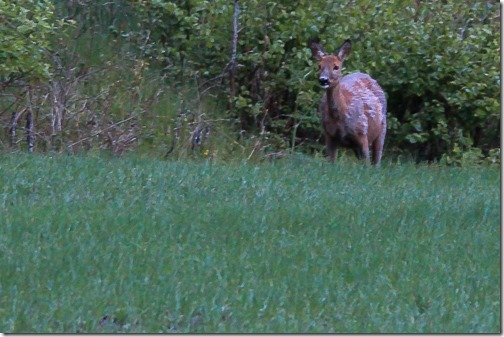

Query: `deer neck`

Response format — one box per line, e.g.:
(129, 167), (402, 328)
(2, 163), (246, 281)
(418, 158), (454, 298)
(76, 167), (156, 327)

(325, 84), (341, 120)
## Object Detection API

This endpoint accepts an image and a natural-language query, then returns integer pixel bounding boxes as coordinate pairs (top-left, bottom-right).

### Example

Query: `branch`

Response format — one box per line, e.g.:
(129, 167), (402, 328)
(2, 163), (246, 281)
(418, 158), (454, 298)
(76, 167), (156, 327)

(228, 0), (239, 105)
(66, 116), (135, 149)
(193, 1), (240, 109)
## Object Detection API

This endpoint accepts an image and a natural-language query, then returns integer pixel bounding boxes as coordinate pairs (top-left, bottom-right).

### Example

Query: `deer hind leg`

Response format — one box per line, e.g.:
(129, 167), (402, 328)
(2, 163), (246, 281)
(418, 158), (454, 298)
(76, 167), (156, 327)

(371, 130), (386, 165)
(354, 135), (370, 163)
(352, 147), (361, 159)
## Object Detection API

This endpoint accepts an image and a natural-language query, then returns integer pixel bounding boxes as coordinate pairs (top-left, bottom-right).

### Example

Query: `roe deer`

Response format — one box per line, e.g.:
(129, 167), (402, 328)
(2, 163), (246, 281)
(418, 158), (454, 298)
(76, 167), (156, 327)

(309, 39), (387, 165)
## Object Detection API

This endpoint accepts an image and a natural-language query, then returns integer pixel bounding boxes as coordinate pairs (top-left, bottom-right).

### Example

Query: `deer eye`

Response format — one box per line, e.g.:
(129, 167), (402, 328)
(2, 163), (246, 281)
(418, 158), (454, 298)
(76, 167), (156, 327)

(333, 65), (339, 71)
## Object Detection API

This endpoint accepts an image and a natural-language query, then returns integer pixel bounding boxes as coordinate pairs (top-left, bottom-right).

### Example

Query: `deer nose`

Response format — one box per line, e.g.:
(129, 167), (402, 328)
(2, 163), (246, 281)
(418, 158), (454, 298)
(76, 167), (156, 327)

(319, 77), (329, 87)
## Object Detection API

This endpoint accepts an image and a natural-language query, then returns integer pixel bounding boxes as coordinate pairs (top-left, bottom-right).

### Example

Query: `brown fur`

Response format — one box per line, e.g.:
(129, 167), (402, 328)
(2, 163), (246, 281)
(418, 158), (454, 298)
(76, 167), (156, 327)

(310, 39), (387, 165)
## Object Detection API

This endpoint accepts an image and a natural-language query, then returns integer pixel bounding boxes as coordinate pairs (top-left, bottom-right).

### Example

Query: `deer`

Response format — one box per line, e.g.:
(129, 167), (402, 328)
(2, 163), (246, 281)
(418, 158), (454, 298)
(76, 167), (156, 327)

(309, 39), (387, 165)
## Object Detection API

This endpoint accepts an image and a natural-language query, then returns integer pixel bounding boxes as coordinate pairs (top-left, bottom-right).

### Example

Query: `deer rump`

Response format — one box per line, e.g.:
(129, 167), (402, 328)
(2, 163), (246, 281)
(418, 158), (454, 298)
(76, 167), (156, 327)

(319, 72), (387, 159)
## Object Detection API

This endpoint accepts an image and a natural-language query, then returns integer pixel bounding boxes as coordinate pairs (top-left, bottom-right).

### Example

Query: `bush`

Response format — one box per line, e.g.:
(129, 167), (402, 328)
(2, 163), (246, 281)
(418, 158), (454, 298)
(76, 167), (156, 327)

(127, 0), (499, 162)
(0, 0), (64, 83)
(0, 0), (499, 164)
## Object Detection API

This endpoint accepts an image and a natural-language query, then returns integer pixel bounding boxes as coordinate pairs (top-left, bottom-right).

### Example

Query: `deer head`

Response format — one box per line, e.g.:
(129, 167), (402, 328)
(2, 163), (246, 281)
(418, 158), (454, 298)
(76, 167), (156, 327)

(310, 39), (352, 89)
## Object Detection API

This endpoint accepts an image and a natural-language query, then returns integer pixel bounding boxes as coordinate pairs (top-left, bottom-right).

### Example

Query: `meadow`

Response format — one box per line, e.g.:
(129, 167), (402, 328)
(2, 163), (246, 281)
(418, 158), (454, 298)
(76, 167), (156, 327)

(0, 153), (500, 333)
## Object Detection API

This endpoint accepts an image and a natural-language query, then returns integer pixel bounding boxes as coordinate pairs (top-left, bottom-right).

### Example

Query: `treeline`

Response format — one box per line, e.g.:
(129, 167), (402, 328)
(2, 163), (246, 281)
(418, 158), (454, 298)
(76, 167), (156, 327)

(0, 0), (500, 164)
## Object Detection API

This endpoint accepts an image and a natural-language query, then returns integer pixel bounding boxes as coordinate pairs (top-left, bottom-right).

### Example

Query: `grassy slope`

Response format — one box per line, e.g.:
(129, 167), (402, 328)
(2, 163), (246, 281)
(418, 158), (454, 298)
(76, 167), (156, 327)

(0, 154), (500, 333)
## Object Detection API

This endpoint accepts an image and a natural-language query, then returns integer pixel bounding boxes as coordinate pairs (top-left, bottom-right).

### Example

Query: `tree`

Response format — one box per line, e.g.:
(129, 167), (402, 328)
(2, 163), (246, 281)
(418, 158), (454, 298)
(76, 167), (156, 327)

(0, 0), (61, 85)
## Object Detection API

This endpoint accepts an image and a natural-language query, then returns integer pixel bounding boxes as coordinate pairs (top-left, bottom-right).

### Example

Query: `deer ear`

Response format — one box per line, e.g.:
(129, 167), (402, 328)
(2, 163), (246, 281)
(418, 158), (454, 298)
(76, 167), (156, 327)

(337, 39), (352, 61)
(309, 41), (326, 61)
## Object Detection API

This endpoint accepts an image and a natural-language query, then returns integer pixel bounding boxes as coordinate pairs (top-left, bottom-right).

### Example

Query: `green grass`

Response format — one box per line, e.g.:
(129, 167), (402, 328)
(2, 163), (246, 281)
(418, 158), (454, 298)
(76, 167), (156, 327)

(0, 153), (500, 333)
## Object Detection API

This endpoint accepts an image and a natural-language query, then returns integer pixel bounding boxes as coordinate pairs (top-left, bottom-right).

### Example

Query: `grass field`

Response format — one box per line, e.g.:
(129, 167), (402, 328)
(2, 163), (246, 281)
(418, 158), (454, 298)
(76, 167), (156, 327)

(0, 153), (500, 333)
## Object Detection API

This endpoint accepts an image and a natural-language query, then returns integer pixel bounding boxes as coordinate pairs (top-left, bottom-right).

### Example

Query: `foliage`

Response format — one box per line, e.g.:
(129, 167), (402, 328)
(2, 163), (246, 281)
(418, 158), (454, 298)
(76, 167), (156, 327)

(0, 0), (64, 83)
(0, 0), (499, 164)
(125, 0), (500, 162)
(0, 1), (243, 158)
(0, 154), (500, 332)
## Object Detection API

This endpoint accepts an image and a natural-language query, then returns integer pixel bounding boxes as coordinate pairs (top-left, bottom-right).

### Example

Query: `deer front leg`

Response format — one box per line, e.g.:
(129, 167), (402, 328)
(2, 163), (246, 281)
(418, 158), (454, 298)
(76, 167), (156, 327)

(326, 136), (338, 163)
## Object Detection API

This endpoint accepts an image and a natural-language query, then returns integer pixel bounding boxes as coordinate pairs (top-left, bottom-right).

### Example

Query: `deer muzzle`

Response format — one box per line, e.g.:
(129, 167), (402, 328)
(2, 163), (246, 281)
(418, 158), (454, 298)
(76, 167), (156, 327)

(319, 76), (330, 88)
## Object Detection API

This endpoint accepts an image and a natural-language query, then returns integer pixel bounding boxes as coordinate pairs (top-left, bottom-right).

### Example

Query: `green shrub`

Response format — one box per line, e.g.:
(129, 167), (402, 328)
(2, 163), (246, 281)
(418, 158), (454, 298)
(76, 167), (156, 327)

(0, 0), (499, 164)
(127, 0), (499, 162)
(0, 0), (65, 82)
